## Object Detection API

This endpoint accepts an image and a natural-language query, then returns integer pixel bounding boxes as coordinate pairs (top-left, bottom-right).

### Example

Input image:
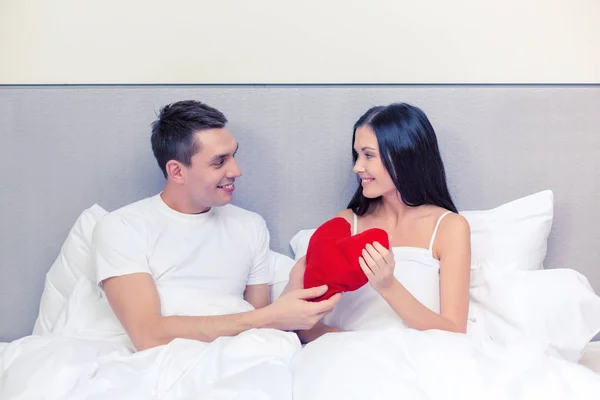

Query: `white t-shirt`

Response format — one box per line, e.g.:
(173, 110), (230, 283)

(92, 194), (270, 316)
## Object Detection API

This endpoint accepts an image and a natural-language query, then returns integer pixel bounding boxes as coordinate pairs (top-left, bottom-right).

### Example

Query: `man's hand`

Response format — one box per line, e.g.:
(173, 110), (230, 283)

(267, 256), (341, 331)
(266, 285), (341, 331)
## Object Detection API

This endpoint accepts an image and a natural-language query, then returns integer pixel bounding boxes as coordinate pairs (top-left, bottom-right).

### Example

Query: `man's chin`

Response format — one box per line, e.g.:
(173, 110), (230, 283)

(214, 193), (234, 206)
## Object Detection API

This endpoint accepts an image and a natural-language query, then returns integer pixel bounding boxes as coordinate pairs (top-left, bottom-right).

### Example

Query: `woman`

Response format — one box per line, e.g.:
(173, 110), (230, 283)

(297, 103), (471, 343)
(292, 104), (600, 400)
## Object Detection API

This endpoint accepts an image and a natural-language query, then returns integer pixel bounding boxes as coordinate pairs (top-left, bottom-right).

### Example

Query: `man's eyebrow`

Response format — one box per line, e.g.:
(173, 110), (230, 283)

(209, 144), (239, 162)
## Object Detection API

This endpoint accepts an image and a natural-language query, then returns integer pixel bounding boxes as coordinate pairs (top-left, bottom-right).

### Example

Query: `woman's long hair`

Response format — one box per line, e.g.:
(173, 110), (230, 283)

(348, 103), (458, 215)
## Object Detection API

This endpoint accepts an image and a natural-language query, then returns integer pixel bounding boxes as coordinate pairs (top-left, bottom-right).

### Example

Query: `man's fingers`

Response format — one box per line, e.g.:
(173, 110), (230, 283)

(313, 292), (341, 313)
(297, 285), (328, 300)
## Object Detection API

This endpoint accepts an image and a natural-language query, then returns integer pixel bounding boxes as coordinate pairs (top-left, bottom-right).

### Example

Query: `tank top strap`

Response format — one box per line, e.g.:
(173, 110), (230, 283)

(428, 211), (453, 251)
(352, 213), (358, 235)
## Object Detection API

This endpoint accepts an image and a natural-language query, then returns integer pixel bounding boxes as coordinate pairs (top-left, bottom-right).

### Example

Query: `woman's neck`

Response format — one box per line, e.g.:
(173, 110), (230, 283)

(373, 192), (413, 229)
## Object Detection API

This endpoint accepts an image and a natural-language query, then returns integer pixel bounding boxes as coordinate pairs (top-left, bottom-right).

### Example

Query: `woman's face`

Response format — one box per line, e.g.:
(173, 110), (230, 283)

(353, 125), (396, 198)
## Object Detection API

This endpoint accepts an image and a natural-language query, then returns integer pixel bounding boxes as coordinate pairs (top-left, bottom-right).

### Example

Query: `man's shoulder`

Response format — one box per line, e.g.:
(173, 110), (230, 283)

(111, 195), (157, 217)
(95, 195), (158, 235)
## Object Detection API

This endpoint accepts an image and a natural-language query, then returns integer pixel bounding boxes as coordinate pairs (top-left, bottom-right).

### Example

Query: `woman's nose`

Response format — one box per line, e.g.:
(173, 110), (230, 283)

(353, 162), (364, 173)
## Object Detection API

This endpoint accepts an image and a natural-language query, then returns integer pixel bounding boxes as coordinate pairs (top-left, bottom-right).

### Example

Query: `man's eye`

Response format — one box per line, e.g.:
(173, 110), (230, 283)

(214, 158), (225, 167)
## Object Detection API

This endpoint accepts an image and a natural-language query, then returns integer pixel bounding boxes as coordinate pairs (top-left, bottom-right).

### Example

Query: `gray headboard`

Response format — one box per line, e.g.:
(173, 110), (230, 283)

(1, 85), (599, 342)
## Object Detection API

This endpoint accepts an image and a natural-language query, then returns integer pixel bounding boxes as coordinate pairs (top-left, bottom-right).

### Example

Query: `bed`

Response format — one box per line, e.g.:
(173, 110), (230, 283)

(1, 85), (600, 398)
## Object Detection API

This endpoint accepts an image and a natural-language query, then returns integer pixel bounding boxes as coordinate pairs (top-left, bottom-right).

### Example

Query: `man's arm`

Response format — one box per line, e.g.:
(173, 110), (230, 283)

(242, 215), (271, 310)
(103, 273), (340, 351)
(244, 284), (270, 309)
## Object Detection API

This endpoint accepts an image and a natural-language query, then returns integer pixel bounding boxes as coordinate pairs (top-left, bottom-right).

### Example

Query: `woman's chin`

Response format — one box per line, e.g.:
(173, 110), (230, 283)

(361, 188), (379, 199)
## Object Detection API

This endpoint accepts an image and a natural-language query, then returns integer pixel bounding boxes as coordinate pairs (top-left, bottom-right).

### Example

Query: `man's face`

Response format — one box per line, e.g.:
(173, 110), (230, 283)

(180, 128), (241, 211)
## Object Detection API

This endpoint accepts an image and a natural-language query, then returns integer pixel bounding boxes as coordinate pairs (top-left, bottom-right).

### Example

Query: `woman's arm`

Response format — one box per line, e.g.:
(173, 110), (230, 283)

(359, 214), (471, 333)
(297, 321), (344, 344)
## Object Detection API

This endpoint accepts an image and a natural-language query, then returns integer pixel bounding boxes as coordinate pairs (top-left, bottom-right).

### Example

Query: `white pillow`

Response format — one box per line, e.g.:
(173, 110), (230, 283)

(289, 190), (554, 273)
(461, 190), (553, 271)
(268, 250), (296, 302)
(470, 266), (600, 362)
(33, 204), (108, 335)
(289, 228), (316, 261)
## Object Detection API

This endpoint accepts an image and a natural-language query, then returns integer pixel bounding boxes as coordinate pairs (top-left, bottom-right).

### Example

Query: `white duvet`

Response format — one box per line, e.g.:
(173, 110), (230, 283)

(2, 274), (600, 400)
(292, 267), (600, 400)
(293, 329), (600, 400)
(0, 280), (301, 400)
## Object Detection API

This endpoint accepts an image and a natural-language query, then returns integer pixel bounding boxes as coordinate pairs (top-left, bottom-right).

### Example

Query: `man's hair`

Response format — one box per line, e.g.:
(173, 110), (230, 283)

(151, 100), (228, 178)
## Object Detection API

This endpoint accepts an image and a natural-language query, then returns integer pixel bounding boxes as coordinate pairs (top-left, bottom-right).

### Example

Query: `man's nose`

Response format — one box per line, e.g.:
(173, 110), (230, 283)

(227, 158), (242, 178)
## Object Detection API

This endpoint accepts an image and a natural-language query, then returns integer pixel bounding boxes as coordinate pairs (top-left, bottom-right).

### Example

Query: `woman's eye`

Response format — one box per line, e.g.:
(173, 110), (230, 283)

(365, 154), (374, 159)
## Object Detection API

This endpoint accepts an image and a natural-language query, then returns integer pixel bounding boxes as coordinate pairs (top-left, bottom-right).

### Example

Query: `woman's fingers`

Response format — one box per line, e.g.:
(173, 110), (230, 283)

(372, 241), (394, 265)
(365, 243), (388, 268)
(358, 256), (374, 278)
(361, 248), (379, 270)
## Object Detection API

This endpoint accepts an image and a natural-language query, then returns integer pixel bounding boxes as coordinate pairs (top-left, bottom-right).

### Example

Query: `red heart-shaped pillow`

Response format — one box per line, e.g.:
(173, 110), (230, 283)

(304, 217), (390, 302)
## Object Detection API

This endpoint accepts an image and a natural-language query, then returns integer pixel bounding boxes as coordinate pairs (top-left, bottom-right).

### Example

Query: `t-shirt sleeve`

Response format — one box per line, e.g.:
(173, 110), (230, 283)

(246, 216), (271, 286)
(92, 214), (152, 287)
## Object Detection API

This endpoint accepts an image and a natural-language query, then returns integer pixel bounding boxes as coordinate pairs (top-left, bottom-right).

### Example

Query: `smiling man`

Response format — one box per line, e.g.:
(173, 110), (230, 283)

(92, 100), (339, 351)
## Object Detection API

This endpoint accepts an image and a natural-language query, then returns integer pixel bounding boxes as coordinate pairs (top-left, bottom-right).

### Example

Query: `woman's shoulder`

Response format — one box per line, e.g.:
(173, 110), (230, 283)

(436, 210), (470, 242)
(420, 205), (466, 225)
(335, 208), (354, 225)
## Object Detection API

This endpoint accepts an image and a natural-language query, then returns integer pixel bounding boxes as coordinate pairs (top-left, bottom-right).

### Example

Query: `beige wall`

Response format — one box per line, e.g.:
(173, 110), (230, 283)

(1, 0), (599, 84)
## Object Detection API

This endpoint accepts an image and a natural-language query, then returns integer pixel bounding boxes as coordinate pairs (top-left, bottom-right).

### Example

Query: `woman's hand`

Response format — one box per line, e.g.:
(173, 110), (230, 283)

(359, 242), (396, 294)
(281, 256), (307, 295)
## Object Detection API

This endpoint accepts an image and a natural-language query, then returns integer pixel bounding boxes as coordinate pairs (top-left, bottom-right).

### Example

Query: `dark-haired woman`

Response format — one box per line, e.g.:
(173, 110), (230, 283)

(298, 103), (471, 344)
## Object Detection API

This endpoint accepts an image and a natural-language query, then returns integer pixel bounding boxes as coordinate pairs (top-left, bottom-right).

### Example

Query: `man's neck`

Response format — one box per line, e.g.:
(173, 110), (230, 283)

(160, 184), (210, 215)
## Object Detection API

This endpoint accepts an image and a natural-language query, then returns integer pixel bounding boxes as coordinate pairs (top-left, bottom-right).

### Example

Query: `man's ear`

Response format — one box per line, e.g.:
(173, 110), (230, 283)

(165, 160), (185, 184)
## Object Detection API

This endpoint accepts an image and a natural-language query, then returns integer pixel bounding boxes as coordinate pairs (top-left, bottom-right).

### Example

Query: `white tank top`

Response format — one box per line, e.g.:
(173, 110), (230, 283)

(322, 211), (452, 331)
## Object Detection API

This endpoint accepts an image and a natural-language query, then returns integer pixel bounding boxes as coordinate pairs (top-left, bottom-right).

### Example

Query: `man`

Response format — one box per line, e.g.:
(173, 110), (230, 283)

(93, 100), (340, 351)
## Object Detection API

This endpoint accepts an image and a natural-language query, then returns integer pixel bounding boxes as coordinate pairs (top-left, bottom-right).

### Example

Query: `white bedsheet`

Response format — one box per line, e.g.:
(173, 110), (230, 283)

(293, 329), (600, 400)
